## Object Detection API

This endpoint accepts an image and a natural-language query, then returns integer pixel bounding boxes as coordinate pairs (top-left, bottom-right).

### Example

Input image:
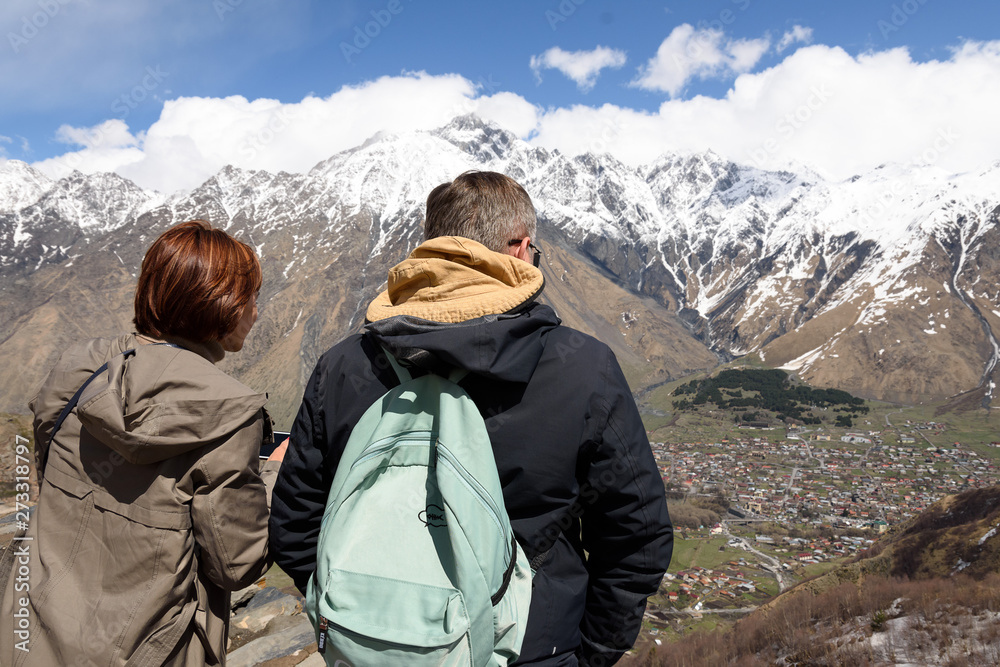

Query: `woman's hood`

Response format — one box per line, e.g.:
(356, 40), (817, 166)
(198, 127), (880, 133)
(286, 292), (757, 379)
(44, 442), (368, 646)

(76, 342), (266, 465)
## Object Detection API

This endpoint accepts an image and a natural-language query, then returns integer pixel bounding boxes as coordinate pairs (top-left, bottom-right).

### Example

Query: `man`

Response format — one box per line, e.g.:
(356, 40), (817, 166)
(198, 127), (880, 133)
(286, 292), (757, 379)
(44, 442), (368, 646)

(270, 171), (672, 666)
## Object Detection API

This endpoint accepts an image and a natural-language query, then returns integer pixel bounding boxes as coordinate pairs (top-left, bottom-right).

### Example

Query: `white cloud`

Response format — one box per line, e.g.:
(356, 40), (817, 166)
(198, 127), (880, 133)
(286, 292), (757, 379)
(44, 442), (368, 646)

(33, 72), (542, 194)
(35, 120), (145, 179)
(29, 42), (1000, 193)
(538, 42), (1000, 179)
(632, 24), (770, 97)
(55, 120), (139, 150)
(728, 38), (771, 72)
(529, 46), (627, 92)
(777, 25), (814, 53)
(473, 92), (540, 138)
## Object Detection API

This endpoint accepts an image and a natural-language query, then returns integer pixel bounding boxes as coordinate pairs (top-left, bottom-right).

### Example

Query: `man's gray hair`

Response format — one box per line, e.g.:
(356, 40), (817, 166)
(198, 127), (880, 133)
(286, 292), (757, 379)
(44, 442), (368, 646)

(424, 171), (537, 253)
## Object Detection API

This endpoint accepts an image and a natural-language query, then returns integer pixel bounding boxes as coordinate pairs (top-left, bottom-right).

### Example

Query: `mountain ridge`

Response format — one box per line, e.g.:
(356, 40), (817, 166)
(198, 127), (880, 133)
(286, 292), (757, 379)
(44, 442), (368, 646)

(1, 114), (997, 423)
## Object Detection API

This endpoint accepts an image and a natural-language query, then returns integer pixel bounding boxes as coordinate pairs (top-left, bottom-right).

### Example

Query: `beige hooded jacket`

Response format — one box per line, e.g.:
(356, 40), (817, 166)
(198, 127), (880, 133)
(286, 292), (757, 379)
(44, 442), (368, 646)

(1, 333), (276, 666)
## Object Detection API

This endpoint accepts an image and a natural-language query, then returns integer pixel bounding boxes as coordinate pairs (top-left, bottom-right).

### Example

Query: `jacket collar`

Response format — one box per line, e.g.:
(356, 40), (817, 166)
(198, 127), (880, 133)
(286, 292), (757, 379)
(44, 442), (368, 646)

(136, 333), (225, 364)
(366, 236), (544, 324)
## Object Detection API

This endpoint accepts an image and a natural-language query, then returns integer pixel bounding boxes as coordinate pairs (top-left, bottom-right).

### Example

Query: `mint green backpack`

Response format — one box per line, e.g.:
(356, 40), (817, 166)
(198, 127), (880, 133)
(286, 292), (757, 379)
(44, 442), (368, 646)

(305, 353), (531, 666)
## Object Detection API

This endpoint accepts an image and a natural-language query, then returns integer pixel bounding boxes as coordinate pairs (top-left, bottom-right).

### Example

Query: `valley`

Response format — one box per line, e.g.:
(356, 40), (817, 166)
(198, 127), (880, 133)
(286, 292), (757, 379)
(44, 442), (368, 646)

(629, 375), (1000, 657)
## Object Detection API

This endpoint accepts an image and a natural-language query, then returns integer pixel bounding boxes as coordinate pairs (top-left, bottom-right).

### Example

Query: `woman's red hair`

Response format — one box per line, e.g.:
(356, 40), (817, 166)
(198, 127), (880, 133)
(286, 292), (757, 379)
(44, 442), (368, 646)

(133, 220), (262, 343)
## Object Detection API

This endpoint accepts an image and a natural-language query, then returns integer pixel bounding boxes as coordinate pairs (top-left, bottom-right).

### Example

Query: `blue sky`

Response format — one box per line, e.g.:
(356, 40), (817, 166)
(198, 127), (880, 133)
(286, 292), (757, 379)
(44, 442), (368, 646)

(2, 0), (999, 193)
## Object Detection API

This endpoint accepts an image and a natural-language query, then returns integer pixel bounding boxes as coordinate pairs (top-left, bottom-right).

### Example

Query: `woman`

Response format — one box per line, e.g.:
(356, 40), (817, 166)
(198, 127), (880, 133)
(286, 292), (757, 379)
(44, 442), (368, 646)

(1, 220), (284, 666)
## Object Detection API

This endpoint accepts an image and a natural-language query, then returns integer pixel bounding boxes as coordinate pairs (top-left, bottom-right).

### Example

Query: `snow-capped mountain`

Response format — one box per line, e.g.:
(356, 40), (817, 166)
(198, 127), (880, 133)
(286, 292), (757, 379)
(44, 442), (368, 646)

(0, 161), (51, 216)
(1, 115), (997, 424)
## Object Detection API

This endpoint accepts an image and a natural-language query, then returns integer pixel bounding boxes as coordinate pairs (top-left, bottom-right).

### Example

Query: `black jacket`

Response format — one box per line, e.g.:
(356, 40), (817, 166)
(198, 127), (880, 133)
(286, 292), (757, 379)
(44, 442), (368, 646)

(269, 303), (672, 666)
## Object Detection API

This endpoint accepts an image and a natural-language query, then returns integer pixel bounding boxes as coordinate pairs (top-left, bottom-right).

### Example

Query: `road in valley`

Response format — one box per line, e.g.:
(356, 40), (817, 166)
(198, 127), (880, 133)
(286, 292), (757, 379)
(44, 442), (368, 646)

(720, 523), (787, 592)
(885, 409), (905, 427)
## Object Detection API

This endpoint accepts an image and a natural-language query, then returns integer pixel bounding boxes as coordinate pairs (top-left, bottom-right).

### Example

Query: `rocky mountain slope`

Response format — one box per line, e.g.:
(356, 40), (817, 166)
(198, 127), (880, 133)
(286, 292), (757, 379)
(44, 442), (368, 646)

(1, 115), (997, 425)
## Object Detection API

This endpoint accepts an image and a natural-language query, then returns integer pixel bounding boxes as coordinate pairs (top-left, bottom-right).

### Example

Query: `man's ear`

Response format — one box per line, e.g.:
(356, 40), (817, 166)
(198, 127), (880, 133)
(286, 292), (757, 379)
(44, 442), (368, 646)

(515, 237), (532, 262)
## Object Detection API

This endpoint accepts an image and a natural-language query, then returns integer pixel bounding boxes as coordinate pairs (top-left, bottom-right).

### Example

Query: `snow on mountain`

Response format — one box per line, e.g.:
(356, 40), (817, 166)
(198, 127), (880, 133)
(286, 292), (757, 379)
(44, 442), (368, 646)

(0, 160), (54, 249)
(0, 160), (52, 218)
(310, 130), (474, 254)
(0, 168), (160, 274)
(1, 115), (997, 406)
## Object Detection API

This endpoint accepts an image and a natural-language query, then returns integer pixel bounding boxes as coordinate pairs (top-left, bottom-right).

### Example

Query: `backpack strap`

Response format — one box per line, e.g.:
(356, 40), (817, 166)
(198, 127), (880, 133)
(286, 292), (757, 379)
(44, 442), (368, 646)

(381, 348), (412, 383)
(47, 349), (136, 454)
(44, 343), (185, 467)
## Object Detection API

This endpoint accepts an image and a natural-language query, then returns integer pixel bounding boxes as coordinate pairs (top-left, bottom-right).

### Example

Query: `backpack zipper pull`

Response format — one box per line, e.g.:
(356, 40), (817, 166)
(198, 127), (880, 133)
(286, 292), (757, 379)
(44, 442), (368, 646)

(317, 616), (328, 654)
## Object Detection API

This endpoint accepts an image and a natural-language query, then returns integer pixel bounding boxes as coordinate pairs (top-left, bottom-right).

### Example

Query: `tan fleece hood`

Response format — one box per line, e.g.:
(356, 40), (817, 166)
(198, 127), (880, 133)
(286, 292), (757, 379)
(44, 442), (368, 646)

(366, 236), (544, 323)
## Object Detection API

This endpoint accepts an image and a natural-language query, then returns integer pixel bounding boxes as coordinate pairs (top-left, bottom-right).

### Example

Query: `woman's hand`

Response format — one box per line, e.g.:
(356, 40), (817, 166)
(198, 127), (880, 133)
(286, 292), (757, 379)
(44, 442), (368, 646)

(267, 437), (289, 463)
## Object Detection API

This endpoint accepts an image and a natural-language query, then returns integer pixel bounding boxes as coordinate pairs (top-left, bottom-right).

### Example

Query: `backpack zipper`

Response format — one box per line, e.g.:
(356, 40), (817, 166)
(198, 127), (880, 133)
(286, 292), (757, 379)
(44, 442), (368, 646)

(436, 444), (507, 546)
(321, 436), (434, 531)
(318, 615), (328, 654)
(353, 433), (431, 468)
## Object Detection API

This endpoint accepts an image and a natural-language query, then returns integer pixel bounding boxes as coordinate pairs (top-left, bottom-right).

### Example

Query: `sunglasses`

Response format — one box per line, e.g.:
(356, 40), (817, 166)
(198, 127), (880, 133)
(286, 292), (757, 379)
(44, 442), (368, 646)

(507, 239), (542, 268)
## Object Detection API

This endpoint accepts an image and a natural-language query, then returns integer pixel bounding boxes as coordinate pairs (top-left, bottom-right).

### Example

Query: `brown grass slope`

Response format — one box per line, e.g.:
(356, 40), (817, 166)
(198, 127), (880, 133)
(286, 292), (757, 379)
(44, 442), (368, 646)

(758, 485), (1000, 605)
(888, 485), (1000, 580)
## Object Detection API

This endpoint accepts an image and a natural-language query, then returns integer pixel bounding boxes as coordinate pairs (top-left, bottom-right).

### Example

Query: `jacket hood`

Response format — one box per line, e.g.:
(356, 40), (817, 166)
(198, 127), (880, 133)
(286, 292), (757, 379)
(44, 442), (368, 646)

(366, 236), (544, 324)
(76, 341), (266, 464)
(364, 237), (560, 384)
(367, 306), (561, 384)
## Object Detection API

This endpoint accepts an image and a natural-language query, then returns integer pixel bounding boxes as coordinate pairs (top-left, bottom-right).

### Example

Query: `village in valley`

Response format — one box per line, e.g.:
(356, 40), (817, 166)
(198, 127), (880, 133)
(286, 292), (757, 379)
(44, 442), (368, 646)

(658, 427), (998, 529)
(635, 371), (1000, 641)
